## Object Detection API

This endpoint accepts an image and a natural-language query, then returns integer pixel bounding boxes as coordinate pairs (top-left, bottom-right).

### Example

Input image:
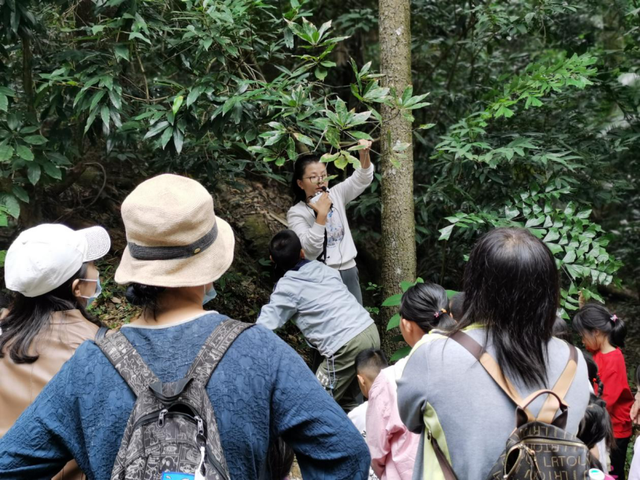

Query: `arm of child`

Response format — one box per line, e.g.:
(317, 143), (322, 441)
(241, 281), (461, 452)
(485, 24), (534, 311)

(287, 208), (325, 260)
(366, 375), (394, 478)
(256, 285), (298, 330)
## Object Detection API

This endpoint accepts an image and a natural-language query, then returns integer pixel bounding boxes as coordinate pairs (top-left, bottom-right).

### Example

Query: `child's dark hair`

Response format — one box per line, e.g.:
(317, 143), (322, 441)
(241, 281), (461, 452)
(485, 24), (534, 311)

(573, 303), (626, 349)
(449, 292), (465, 321)
(400, 282), (456, 333)
(355, 348), (388, 375)
(290, 154), (322, 204)
(269, 230), (302, 274)
(552, 316), (572, 343)
(577, 393), (615, 451)
(582, 351), (605, 397)
(267, 438), (294, 480)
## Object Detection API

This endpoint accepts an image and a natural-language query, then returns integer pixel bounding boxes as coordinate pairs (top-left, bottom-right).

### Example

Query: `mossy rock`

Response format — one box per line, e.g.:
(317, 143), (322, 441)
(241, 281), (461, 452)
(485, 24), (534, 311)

(241, 213), (272, 258)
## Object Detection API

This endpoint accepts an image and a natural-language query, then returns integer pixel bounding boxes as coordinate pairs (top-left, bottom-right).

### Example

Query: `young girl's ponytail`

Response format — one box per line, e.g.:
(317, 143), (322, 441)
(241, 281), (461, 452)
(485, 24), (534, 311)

(609, 313), (627, 349)
(573, 303), (626, 349)
(399, 282), (456, 334)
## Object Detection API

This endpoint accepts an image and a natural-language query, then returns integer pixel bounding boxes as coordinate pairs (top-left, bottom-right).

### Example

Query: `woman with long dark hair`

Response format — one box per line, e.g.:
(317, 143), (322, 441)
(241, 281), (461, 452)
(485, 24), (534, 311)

(0, 223), (110, 479)
(287, 140), (373, 303)
(397, 227), (591, 479)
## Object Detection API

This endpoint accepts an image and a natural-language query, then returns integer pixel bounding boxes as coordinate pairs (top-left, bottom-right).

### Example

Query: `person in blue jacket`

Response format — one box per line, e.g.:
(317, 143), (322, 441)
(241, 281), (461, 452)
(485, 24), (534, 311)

(0, 174), (371, 480)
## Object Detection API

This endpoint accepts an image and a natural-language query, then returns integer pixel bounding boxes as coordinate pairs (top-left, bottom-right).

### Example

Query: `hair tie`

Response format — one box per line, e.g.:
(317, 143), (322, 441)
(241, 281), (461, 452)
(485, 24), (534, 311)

(611, 314), (618, 323)
(434, 308), (447, 319)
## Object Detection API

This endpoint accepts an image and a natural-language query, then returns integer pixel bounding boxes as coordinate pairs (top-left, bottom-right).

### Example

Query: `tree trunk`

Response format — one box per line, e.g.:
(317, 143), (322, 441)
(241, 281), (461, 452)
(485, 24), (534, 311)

(378, 0), (416, 349)
(20, 31), (35, 116)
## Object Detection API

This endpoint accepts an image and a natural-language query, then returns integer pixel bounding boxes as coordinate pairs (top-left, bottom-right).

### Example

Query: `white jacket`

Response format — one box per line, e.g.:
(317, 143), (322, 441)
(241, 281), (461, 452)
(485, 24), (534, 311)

(287, 164), (374, 270)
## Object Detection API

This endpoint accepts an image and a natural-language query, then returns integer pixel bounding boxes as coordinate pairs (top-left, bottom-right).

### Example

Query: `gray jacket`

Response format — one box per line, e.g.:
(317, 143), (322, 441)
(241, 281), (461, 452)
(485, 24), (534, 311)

(397, 327), (591, 480)
(257, 260), (374, 357)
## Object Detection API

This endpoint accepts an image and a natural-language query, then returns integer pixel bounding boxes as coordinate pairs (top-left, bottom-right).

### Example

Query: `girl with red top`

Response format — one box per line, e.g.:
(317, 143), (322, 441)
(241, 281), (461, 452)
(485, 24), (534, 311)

(574, 303), (634, 480)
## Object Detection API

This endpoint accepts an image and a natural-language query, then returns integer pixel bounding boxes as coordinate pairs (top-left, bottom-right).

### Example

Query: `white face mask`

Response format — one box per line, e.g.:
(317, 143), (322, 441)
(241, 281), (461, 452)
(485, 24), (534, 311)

(203, 284), (217, 305)
(79, 277), (102, 307)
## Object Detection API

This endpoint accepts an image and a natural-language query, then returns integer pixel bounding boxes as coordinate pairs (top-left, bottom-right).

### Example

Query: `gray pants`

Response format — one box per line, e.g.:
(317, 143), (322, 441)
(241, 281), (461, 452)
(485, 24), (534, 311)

(339, 266), (363, 305)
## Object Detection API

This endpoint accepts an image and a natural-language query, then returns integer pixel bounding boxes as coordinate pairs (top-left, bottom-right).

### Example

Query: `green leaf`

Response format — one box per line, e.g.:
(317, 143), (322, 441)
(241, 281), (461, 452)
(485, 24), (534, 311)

(0, 144), (14, 162)
(439, 224), (455, 241)
(349, 131), (373, 140)
(325, 128), (340, 149)
(320, 152), (339, 163)
(314, 67), (327, 81)
(0, 194), (20, 218)
(293, 132), (314, 147)
(187, 86), (204, 107)
(12, 185), (28, 203)
(144, 121), (170, 140)
(160, 127), (174, 149)
(42, 162), (62, 180)
(24, 135), (47, 145)
(286, 137), (296, 160)
(100, 106), (111, 134)
(27, 164), (41, 185)
(90, 90), (106, 111)
(382, 293), (403, 307)
(0, 94), (7, 112)
(173, 129), (184, 154)
(172, 95), (184, 115)
(114, 44), (130, 62)
(386, 313), (401, 331)
(47, 152), (72, 166)
(390, 346), (412, 362)
(16, 145), (34, 161)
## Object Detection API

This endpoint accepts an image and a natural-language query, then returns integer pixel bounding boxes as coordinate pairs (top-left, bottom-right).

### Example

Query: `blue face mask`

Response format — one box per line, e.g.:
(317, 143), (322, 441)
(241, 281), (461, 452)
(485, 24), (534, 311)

(79, 277), (102, 308)
(203, 284), (217, 305)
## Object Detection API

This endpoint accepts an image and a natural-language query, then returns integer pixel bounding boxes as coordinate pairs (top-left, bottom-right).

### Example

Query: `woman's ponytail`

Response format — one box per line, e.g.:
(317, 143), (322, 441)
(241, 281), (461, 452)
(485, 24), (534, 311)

(399, 282), (456, 334)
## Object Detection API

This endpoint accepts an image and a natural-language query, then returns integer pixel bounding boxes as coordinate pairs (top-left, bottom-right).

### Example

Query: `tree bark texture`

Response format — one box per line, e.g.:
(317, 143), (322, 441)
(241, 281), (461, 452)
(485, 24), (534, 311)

(378, 0), (416, 309)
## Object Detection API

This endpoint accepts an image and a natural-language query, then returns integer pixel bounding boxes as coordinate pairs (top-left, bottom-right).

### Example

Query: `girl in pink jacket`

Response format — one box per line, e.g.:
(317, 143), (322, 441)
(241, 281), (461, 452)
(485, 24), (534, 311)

(366, 282), (456, 479)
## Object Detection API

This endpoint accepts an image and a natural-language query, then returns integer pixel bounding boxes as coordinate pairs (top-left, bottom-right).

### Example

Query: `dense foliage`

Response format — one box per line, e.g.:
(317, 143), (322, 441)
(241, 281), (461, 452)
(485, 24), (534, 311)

(1, 0), (638, 339)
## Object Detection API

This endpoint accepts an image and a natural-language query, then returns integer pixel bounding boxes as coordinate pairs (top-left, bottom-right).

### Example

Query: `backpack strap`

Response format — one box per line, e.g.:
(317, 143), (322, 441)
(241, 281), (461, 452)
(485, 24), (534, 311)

(430, 433), (459, 480)
(94, 326), (109, 341)
(536, 343), (578, 424)
(187, 319), (254, 387)
(450, 331), (534, 421)
(97, 331), (160, 397)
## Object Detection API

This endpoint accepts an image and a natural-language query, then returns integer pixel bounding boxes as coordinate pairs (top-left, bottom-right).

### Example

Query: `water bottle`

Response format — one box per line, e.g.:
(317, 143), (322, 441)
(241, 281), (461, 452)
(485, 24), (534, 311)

(588, 468), (605, 480)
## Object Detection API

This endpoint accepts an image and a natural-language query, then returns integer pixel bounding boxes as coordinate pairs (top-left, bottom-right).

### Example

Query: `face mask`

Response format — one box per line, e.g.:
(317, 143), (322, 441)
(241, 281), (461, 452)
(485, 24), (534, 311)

(79, 277), (102, 308)
(203, 284), (217, 305)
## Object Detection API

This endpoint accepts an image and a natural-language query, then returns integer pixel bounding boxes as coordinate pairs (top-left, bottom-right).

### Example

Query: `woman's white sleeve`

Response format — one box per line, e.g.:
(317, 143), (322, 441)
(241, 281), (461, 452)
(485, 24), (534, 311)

(330, 164), (375, 205)
(287, 209), (325, 259)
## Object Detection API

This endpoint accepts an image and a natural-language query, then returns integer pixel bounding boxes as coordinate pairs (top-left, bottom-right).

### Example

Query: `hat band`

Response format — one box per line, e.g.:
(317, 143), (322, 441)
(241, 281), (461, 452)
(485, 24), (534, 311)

(128, 223), (218, 261)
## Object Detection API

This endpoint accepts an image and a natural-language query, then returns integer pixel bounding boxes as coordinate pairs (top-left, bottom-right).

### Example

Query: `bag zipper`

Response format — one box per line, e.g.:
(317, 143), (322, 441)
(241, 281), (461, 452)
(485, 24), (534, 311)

(130, 409), (229, 479)
(521, 437), (588, 449)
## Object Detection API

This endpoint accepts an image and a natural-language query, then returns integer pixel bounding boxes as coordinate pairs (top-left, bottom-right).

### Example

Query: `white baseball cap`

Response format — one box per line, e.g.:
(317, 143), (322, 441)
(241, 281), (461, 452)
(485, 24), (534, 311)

(5, 224), (111, 297)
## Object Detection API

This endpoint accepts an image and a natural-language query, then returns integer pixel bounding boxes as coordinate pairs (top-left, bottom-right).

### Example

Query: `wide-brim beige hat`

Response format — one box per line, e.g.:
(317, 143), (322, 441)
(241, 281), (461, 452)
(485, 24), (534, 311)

(115, 174), (235, 287)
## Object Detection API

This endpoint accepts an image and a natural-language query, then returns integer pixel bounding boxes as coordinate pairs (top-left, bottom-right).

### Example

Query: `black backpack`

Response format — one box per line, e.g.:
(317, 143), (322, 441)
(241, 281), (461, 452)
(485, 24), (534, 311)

(97, 319), (253, 480)
(429, 331), (593, 480)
